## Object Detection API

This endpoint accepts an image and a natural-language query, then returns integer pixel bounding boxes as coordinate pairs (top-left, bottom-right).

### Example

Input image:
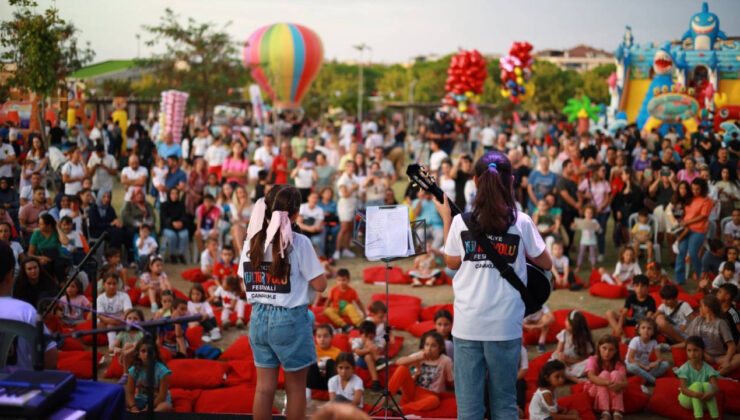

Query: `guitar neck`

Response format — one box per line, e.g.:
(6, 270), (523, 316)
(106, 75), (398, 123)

(428, 185), (462, 217)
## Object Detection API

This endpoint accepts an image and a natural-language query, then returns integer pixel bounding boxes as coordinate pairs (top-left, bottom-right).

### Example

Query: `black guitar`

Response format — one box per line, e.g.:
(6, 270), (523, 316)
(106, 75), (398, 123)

(407, 163), (551, 315)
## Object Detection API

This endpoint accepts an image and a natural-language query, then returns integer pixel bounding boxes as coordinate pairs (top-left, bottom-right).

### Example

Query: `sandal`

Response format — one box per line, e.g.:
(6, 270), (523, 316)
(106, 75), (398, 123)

(599, 412), (611, 420)
(612, 412), (623, 420)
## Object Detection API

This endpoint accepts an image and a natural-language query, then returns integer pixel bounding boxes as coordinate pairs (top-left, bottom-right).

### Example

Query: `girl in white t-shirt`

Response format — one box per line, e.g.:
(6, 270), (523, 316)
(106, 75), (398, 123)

(529, 360), (579, 420)
(238, 185), (327, 419)
(187, 284), (221, 343)
(550, 310), (595, 383)
(606, 247), (642, 287)
(327, 352), (364, 407)
(139, 255), (171, 312)
(625, 318), (670, 384)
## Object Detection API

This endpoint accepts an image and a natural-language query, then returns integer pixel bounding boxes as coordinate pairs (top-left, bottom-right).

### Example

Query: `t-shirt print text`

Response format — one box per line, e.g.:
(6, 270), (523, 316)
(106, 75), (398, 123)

(243, 261), (291, 294)
(461, 231), (520, 264)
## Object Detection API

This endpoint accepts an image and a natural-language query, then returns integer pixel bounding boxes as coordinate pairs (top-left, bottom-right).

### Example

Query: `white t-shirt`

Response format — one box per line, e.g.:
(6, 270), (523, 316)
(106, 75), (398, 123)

(294, 167), (315, 189)
(613, 261), (642, 282)
(444, 211), (546, 341)
(429, 150), (449, 172)
(480, 127), (496, 147)
(365, 133), (384, 152)
(20, 186), (50, 203)
(204, 144), (229, 167)
(9, 241), (24, 276)
(299, 203), (324, 230)
(87, 153), (118, 192)
(339, 123), (355, 148)
(717, 261), (740, 284)
(529, 388), (557, 420)
(61, 161), (86, 195)
(121, 166), (149, 201)
(552, 255), (569, 274)
(626, 337), (658, 365)
(712, 274), (739, 289)
(213, 286), (242, 306)
(191, 136), (211, 157)
(657, 301), (694, 327)
(137, 236), (158, 256)
(96, 291), (132, 316)
(0, 297), (57, 369)
(200, 250), (217, 272)
(0, 143), (16, 177)
(188, 301), (215, 319)
(725, 221), (740, 241)
(253, 145), (278, 169)
(238, 232), (324, 308)
(523, 304), (550, 323)
(327, 374), (364, 407)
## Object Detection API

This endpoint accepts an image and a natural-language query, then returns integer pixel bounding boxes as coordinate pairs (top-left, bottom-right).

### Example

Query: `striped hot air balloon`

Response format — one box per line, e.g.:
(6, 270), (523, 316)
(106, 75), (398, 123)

(243, 23), (324, 109)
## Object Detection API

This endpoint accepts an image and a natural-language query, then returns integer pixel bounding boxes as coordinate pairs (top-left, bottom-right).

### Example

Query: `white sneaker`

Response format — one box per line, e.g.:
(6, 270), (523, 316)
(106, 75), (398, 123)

(210, 328), (222, 341)
(305, 387), (312, 403)
(342, 249), (356, 258)
(672, 241), (680, 254)
(201, 334), (212, 343)
(332, 251), (341, 260)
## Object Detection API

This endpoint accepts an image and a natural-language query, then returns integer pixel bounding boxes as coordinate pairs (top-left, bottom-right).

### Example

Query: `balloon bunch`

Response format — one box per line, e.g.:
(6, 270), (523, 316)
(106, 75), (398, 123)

(499, 41), (535, 104)
(443, 49), (487, 114)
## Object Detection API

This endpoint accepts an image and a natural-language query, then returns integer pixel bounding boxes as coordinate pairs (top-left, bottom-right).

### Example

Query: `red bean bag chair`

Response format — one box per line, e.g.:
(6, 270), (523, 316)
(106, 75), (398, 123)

(74, 320), (107, 346)
(224, 359), (255, 387)
(168, 359), (228, 389)
(370, 293), (421, 330)
(311, 389), (330, 401)
(194, 385), (261, 414)
(181, 267), (208, 283)
(719, 379), (740, 414)
(363, 265), (408, 285)
(355, 364), (399, 388)
(588, 268), (602, 286)
(61, 337), (85, 351)
(331, 333), (351, 352)
(56, 351), (102, 379)
(170, 388), (202, 413)
(127, 287), (141, 306)
(557, 392), (596, 420)
(138, 294), (152, 307)
(220, 336), (253, 361)
(202, 279), (218, 298)
(553, 274), (586, 290)
(310, 305), (353, 328)
(589, 282), (629, 299)
(650, 291), (699, 310)
(173, 288), (188, 301)
(522, 327), (559, 346)
(648, 377), (724, 420)
(552, 309), (609, 330)
(407, 320), (436, 338)
(420, 304), (454, 322)
(402, 390), (458, 418)
(387, 336), (404, 359)
(185, 325), (203, 353)
(104, 356), (124, 379)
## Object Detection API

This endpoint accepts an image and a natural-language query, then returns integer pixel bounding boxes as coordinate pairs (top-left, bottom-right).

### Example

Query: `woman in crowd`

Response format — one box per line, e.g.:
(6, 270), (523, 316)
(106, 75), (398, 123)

(612, 168), (643, 246)
(229, 185), (252, 257)
(27, 134), (49, 176)
(578, 164), (612, 262)
(715, 167), (740, 220)
(186, 158), (208, 217)
(28, 213), (69, 282)
(13, 257), (60, 308)
(363, 162), (389, 207)
(160, 188), (190, 264)
(334, 161), (360, 260)
(88, 189), (125, 249)
(222, 141), (248, 187)
(121, 187), (156, 263)
(675, 178), (713, 284)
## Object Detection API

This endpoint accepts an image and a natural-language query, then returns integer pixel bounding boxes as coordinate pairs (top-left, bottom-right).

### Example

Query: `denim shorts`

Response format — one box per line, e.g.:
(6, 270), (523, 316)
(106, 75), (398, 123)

(248, 303), (316, 372)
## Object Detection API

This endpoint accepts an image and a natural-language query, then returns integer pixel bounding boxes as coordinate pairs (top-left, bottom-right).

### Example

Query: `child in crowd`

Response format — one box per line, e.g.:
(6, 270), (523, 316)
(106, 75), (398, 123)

(187, 284), (221, 342)
(645, 262), (670, 289)
(434, 309), (454, 360)
(606, 248), (641, 287)
(717, 284), (740, 344)
(104, 248), (128, 289)
(719, 247), (740, 282)
(325, 269), (365, 332)
(529, 360), (580, 420)
(328, 352), (364, 407)
(213, 276), (246, 329)
(113, 308), (145, 385)
(154, 290), (174, 320)
(126, 341), (173, 413)
(654, 284), (695, 344)
(203, 173), (220, 200)
(212, 245), (237, 285)
(524, 304), (556, 353)
(60, 196), (83, 235)
(97, 273), (133, 353)
(680, 295), (740, 376)
(140, 255), (172, 312)
(59, 277), (90, 325)
(366, 301), (390, 350)
(200, 237), (220, 287)
(59, 216), (88, 261)
(551, 241), (580, 290)
(307, 324), (340, 392)
(389, 331), (454, 412)
(550, 310), (594, 383)
(630, 210), (653, 262)
(625, 318), (670, 384)
(533, 198), (560, 254)
(157, 298), (189, 358)
(351, 320), (385, 392)
(516, 345), (529, 418)
(584, 335), (627, 420)
(675, 336), (720, 420)
(409, 241), (441, 286)
(195, 194), (221, 253)
(711, 263), (737, 289)
(575, 205), (600, 273)
(135, 224), (158, 273)
(606, 275), (655, 343)
(725, 209), (740, 244)
(151, 155), (169, 203)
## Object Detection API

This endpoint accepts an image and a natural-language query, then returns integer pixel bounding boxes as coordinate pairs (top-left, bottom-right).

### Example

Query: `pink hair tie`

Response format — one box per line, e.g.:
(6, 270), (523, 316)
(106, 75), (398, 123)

(244, 198), (294, 258)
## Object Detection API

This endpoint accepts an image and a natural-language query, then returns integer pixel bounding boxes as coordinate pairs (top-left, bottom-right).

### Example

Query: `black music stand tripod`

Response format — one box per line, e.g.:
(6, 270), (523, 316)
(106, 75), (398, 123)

(352, 207), (426, 420)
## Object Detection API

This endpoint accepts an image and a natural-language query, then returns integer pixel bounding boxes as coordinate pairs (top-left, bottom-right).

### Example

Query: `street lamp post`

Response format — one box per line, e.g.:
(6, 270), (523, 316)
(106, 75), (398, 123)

(136, 33), (141, 58)
(407, 79), (418, 157)
(353, 43), (371, 122)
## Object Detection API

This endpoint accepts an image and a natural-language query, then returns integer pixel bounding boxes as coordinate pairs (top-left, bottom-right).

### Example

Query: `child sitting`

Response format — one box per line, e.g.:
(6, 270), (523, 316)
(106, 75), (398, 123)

(187, 284), (221, 342)
(324, 269), (365, 332)
(711, 262), (737, 289)
(59, 277), (90, 325)
(654, 284), (695, 344)
(550, 310), (594, 383)
(328, 352), (364, 407)
(645, 262), (670, 289)
(607, 248), (641, 287)
(97, 273), (133, 354)
(194, 194), (221, 254)
(208, 246), (237, 298)
(59, 216), (88, 262)
(151, 155), (169, 203)
(307, 324), (341, 392)
(125, 341), (173, 413)
(113, 309), (145, 385)
(154, 290), (175, 320)
(625, 318), (670, 383)
(200, 237), (220, 279)
(575, 205), (600, 273)
(717, 284), (740, 344)
(680, 294), (740, 377)
(533, 198), (561, 254)
(434, 309), (454, 360)
(524, 304), (556, 353)
(724, 208), (740, 245)
(551, 241), (580, 291)
(366, 301), (390, 350)
(135, 224), (158, 273)
(630, 210), (653, 262)
(104, 248), (129, 291)
(718, 246), (740, 283)
(213, 276), (246, 329)
(388, 331), (454, 412)
(157, 298), (189, 358)
(606, 275), (655, 343)
(584, 335), (628, 420)
(351, 320), (385, 392)
(140, 255), (172, 312)
(409, 241), (441, 287)
(675, 336), (720, 420)
(529, 360), (580, 420)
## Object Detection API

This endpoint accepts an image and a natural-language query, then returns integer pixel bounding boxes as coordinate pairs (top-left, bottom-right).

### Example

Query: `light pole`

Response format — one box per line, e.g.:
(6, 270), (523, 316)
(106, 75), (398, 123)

(353, 43), (371, 122)
(136, 33), (141, 58)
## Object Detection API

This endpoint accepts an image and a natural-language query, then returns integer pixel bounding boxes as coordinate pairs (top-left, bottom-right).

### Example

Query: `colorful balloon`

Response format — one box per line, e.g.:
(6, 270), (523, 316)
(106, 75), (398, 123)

(243, 23), (323, 108)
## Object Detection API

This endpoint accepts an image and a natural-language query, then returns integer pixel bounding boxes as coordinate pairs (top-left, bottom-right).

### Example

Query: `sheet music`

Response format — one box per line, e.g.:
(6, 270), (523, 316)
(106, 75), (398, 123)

(365, 205), (411, 260)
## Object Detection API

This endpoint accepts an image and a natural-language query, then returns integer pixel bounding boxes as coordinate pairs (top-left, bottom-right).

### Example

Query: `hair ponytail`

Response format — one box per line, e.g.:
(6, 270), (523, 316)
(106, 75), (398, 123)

(248, 185), (301, 280)
(472, 151), (517, 234)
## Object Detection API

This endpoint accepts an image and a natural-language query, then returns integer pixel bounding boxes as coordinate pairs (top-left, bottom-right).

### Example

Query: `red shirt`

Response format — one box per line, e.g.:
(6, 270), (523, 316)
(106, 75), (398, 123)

(213, 260), (237, 281)
(328, 285), (359, 309)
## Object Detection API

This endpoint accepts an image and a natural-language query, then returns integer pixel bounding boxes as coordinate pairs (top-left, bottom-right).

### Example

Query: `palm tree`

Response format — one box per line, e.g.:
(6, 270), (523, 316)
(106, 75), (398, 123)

(562, 96), (600, 135)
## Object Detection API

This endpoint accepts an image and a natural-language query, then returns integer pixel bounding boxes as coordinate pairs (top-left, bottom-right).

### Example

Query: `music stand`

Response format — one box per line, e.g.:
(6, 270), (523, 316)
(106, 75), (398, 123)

(352, 207), (426, 420)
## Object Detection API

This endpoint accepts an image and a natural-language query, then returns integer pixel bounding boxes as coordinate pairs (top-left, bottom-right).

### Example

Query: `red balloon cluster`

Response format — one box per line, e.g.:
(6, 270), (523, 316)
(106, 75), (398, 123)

(499, 41), (535, 104)
(445, 49), (487, 96)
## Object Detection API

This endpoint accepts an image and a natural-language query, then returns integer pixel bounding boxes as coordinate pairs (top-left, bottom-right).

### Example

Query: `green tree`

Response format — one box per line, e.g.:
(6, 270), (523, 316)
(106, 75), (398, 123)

(581, 64), (616, 105)
(0, 0), (94, 142)
(138, 8), (249, 114)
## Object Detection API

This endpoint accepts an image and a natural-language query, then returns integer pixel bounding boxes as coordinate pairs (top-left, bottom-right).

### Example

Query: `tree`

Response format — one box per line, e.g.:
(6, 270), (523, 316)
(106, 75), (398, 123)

(581, 64), (616, 106)
(138, 8), (249, 114)
(0, 0), (94, 142)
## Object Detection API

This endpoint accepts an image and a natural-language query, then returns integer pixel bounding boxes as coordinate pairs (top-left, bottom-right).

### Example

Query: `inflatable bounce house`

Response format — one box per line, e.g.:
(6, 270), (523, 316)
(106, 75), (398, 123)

(609, 2), (740, 137)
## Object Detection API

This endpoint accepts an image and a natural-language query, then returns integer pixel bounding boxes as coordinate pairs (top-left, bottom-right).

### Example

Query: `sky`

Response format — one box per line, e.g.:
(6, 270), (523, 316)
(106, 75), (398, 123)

(15, 0), (740, 64)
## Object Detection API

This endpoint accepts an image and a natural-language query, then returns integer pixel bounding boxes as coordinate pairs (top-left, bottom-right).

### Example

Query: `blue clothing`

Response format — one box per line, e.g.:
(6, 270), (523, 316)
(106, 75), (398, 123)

(318, 200), (338, 217)
(128, 361), (172, 405)
(164, 169), (187, 190)
(528, 170), (557, 202)
(675, 230), (706, 284)
(249, 303), (315, 371)
(157, 143), (182, 159)
(413, 199), (443, 229)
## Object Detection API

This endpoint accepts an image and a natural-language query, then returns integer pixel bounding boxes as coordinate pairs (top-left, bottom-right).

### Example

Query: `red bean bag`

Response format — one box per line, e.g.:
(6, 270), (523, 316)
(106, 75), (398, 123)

(220, 336), (253, 361)
(589, 282), (629, 299)
(173, 288), (188, 301)
(355, 364), (399, 388)
(403, 390), (458, 418)
(74, 320), (107, 346)
(370, 293), (421, 330)
(202, 280), (218, 298)
(139, 294), (151, 307)
(310, 305), (353, 328)
(194, 385), (259, 413)
(650, 291), (699, 309)
(552, 309), (609, 330)
(588, 268), (602, 286)
(127, 287), (141, 306)
(557, 392), (596, 420)
(719, 379), (740, 414)
(648, 377), (724, 420)
(407, 320), (436, 338)
(170, 388), (202, 413)
(420, 304), (454, 322)
(168, 359), (228, 389)
(553, 274), (586, 290)
(522, 327), (559, 346)
(363, 265), (408, 284)
(185, 325), (203, 352)
(61, 337), (85, 351)
(331, 333), (351, 352)
(181, 267), (208, 283)
(104, 356), (124, 379)
(56, 351), (102, 379)
(623, 375), (650, 414)
(224, 360), (255, 387)
(388, 336), (404, 359)
(311, 389), (330, 401)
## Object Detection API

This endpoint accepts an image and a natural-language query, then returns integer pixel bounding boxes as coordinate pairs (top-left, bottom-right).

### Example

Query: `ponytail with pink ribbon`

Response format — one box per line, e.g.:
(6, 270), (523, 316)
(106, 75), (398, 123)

(245, 197), (294, 258)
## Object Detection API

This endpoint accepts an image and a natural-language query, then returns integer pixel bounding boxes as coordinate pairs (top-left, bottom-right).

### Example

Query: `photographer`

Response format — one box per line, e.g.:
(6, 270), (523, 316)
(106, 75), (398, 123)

(292, 157), (318, 203)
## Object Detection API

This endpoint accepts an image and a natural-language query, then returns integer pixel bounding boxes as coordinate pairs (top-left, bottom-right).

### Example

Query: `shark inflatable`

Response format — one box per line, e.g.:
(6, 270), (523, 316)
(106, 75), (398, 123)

(682, 2), (727, 50)
(636, 45), (675, 129)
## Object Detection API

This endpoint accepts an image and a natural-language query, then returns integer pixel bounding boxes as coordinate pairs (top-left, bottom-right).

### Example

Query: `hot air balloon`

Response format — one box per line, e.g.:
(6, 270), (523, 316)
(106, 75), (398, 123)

(243, 23), (323, 109)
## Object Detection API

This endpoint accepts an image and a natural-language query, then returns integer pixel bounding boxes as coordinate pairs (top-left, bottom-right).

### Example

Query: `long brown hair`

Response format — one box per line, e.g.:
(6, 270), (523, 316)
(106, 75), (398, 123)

(248, 185), (301, 280)
(472, 151), (517, 234)
(596, 335), (622, 372)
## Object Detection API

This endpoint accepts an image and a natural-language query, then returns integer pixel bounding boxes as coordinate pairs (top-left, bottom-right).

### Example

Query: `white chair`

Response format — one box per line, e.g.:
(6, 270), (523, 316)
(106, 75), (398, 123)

(627, 212), (661, 264)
